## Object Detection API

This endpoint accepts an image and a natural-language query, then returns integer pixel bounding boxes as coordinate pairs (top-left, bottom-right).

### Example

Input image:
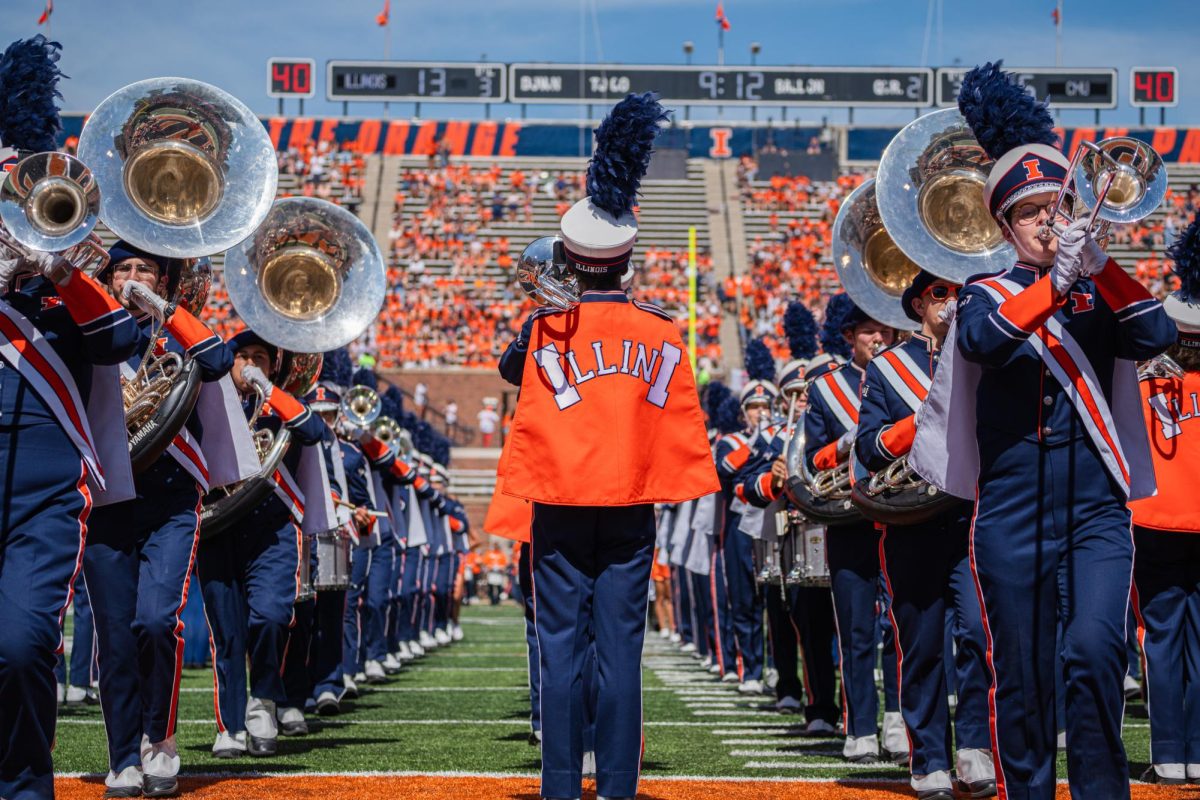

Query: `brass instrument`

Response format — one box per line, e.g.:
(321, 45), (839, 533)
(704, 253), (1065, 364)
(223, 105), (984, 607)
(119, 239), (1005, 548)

(517, 235), (580, 310)
(372, 416), (413, 460)
(875, 108), (1014, 284)
(340, 385), (382, 429)
(832, 179), (921, 332)
(123, 257), (213, 472)
(1041, 137), (1167, 243)
(76, 77), (278, 258)
(782, 410), (861, 525)
(1138, 353), (1186, 381)
(223, 197), (385, 351)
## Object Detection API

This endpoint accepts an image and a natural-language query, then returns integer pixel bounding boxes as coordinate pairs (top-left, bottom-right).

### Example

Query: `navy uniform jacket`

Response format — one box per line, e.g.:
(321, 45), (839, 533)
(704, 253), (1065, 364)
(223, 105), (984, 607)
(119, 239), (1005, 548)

(733, 425), (790, 508)
(803, 361), (866, 473)
(339, 439), (372, 509)
(856, 333), (938, 472)
(957, 261), (1175, 449)
(1, 274), (139, 426)
(499, 306), (563, 387)
(131, 312), (232, 492)
(241, 392), (325, 522)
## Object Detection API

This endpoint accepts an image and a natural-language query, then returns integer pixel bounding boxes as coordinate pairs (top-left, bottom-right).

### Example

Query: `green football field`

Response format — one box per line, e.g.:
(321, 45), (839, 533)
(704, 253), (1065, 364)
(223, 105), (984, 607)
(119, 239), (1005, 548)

(54, 602), (1156, 783)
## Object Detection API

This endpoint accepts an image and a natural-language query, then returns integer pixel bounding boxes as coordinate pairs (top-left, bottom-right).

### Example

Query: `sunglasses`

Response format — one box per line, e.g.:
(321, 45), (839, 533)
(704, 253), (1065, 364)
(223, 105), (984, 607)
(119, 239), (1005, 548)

(922, 284), (957, 301)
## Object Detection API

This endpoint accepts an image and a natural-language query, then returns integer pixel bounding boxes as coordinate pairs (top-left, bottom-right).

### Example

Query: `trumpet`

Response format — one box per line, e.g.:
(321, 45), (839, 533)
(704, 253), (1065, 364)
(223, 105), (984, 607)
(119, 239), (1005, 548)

(372, 416), (413, 460)
(517, 235), (580, 310)
(1138, 353), (1186, 381)
(341, 385), (382, 429)
(1041, 137), (1167, 244)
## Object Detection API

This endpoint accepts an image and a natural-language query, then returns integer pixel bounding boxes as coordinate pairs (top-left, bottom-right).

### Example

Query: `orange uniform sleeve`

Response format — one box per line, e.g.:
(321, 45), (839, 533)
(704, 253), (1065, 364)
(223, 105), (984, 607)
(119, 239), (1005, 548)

(54, 269), (124, 327)
(879, 415), (917, 458)
(813, 441), (841, 471)
(164, 305), (218, 350)
(263, 387), (307, 423)
(995, 273), (1067, 333)
(1092, 258), (1157, 313)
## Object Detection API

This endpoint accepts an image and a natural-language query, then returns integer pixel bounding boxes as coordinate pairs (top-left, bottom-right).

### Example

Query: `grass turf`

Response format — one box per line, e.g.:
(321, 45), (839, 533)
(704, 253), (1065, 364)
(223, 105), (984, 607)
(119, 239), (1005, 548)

(53, 603), (1156, 785)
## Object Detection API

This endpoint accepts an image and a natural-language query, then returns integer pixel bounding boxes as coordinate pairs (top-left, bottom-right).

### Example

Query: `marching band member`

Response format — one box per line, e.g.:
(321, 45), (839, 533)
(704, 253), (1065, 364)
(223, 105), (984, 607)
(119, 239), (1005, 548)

(54, 578), (98, 706)
(499, 93), (719, 800)
(85, 240), (236, 797)
(1129, 215), (1200, 784)
(855, 270), (994, 800)
(803, 293), (905, 764)
(338, 405), (384, 690)
(719, 339), (774, 693)
(1, 36), (141, 799)
(734, 303), (840, 732)
(197, 330), (325, 759)
(911, 62), (1175, 799)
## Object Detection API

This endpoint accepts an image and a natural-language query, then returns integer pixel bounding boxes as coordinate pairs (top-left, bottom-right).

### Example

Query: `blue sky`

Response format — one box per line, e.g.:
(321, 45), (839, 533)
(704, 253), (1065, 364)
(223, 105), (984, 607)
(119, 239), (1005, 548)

(2, 0), (1197, 126)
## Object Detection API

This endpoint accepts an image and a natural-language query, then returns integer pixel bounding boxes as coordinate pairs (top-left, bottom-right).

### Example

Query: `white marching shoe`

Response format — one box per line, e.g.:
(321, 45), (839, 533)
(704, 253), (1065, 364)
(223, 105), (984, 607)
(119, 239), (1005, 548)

(955, 748), (997, 797)
(104, 765), (143, 797)
(382, 653), (403, 674)
(396, 642), (415, 662)
(882, 711), (910, 764)
(409, 639), (426, 657)
(364, 659), (388, 683)
(212, 730), (247, 758)
(276, 705), (308, 736)
(679, 642), (696, 654)
(245, 697), (279, 756)
(737, 679), (764, 695)
(843, 734), (880, 763)
(720, 671), (739, 683)
(434, 627), (452, 645)
(582, 750), (596, 777)
(418, 630), (438, 649)
(451, 623), (464, 642)
(911, 770), (954, 799)
(342, 673), (359, 699)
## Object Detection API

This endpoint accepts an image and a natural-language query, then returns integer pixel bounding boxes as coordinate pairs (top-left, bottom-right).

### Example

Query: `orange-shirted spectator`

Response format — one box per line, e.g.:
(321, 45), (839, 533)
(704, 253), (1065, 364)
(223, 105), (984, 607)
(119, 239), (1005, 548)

(483, 546), (509, 605)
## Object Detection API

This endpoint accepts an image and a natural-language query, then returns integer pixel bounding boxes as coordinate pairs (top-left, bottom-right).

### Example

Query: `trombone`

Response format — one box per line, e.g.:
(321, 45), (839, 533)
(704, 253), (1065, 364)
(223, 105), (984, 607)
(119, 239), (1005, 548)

(1042, 137), (1167, 243)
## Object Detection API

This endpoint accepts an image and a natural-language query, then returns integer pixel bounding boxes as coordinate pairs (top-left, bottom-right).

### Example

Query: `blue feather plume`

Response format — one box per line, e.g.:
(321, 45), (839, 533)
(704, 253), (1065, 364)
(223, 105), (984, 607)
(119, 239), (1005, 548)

(704, 380), (732, 422)
(744, 338), (775, 382)
(1167, 212), (1200, 300)
(351, 366), (378, 391)
(319, 348), (353, 388)
(587, 92), (670, 218)
(413, 421), (435, 456)
(380, 388), (403, 421)
(783, 301), (818, 361)
(433, 436), (452, 468)
(958, 61), (1058, 161)
(398, 410), (420, 432)
(0, 35), (65, 153)
(714, 395), (744, 435)
(820, 293), (854, 360)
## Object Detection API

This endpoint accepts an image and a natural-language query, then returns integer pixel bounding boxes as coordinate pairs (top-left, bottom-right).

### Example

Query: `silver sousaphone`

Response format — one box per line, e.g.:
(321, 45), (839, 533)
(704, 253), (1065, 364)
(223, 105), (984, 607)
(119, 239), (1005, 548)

(76, 77), (278, 257)
(517, 235), (580, 310)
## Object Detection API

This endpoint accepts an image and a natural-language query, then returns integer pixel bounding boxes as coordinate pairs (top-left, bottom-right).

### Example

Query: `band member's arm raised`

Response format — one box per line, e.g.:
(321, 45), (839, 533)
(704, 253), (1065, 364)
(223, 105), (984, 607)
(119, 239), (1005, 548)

(122, 281), (231, 380)
(257, 382), (324, 446)
(957, 279), (1062, 366)
(734, 461), (780, 507)
(49, 263), (140, 364)
(1090, 258), (1178, 360)
(499, 313), (539, 386)
(855, 362), (916, 470)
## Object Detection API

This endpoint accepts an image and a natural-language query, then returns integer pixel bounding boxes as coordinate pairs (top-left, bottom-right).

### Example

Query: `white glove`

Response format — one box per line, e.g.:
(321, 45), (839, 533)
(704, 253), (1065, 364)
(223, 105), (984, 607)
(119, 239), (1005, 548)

(836, 426), (857, 457)
(25, 250), (74, 286)
(1079, 232), (1108, 277)
(0, 257), (24, 290)
(122, 281), (171, 321)
(937, 298), (957, 325)
(240, 364), (272, 396)
(1051, 218), (1090, 294)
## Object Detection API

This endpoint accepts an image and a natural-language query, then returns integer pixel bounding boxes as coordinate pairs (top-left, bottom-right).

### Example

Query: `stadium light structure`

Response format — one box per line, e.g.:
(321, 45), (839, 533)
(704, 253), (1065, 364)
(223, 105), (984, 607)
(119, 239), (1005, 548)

(750, 42), (761, 66)
(683, 41), (694, 66)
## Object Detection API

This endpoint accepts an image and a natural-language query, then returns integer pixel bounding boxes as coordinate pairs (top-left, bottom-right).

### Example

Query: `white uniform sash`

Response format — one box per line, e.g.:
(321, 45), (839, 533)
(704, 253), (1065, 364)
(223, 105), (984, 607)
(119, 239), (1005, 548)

(910, 277), (1155, 500)
(812, 368), (861, 430)
(270, 464), (305, 523)
(874, 348), (932, 414)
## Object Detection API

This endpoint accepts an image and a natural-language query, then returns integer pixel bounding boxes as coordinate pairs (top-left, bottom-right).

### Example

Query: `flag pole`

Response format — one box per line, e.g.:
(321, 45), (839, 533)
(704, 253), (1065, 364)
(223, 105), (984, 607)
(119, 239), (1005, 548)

(1055, 0), (1063, 66)
(717, 25), (724, 66)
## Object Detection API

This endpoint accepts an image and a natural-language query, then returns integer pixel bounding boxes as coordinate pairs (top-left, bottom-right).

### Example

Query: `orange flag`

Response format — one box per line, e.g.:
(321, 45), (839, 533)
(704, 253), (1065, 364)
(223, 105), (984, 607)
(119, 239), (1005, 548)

(376, 0), (389, 27)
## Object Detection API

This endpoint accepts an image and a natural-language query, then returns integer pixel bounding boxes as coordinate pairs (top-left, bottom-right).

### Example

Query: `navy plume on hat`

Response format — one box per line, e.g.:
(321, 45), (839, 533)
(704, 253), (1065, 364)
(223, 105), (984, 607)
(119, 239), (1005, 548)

(0, 35), (65, 153)
(382, 386), (404, 419)
(1168, 213), (1200, 302)
(319, 348), (353, 389)
(714, 394), (744, 435)
(704, 380), (732, 423)
(784, 301), (818, 361)
(351, 366), (378, 391)
(587, 92), (670, 219)
(958, 61), (1058, 162)
(820, 293), (855, 360)
(744, 338), (775, 382)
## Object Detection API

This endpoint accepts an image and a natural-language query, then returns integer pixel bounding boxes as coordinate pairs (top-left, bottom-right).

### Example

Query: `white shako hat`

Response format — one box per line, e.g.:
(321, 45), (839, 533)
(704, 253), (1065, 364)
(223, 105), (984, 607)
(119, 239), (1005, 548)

(1165, 213), (1200, 343)
(560, 92), (668, 276)
(958, 61), (1068, 220)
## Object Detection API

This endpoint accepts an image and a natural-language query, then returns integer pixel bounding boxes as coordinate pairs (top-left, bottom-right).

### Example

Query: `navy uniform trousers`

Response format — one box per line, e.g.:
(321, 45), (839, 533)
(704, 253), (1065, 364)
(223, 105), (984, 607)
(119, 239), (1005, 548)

(766, 584), (840, 725)
(690, 570), (715, 660)
(83, 461), (203, 774)
(343, 537), (394, 674)
(518, 543), (541, 736)
(722, 523), (764, 681)
(54, 574), (96, 690)
(973, 435), (1133, 799)
(197, 501), (300, 733)
(672, 566), (693, 647)
(711, 516), (738, 675)
(1132, 526), (1200, 767)
(397, 545), (424, 644)
(0, 421), (91, 800)
(531, 502), (653, 800)
(827, 520), (900, 738)
(880, 513), (990, 777)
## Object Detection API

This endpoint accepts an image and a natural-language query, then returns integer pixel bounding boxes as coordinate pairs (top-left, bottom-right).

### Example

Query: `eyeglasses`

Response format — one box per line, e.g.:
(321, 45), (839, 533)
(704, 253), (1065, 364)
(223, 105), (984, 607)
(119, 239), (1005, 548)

(1012, 198), (1073, 227)
(922, 284), (957, 301)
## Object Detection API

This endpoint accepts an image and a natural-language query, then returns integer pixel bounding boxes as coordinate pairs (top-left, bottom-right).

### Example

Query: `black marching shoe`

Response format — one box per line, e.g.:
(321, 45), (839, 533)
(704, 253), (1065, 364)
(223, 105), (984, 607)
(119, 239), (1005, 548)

(1140, 765), (1187, 785)
(956, 777), (998, 798)
(915, 791), (954, 800)
(142, 775), (179, 798)
(103, 787), (141, 799)
(248, 735), (277, 757)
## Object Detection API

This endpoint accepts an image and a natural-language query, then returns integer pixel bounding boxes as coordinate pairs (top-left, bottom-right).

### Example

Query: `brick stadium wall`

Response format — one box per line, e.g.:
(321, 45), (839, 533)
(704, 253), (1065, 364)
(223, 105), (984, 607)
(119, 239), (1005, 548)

(382, 369), (515, 446)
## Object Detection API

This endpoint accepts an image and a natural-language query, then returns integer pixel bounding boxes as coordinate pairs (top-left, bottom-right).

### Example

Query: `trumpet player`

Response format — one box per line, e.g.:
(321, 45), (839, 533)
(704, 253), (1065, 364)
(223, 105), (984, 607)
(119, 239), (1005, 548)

(855, 270), (994, 800)
(1128, 214), (1200, 784)
(1, 36), (141, 800)
(912, 63), (1175, 800)
(803, 294), (905, 764)
(84, 241), (235, 798)
(197, 330), (326, 759)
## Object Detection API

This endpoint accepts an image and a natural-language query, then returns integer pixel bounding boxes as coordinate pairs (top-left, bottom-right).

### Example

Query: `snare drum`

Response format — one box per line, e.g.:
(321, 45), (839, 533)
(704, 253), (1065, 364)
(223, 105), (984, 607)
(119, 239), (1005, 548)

(315, 528), (352, 591)
(753, 537), (783, 585)
(296, 533), (316, 604)
(785, 516), (830, 588)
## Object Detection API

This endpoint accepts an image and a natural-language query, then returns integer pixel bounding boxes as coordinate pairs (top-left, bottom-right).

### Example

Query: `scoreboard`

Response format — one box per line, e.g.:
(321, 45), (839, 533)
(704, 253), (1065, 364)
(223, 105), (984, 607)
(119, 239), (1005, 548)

(326, 61), (506, 103)
(936, 67), (1117, 109)
(508, 64), (934, 107)
(267, 58), (316, 99)
(1130, 67), (1178, 107)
